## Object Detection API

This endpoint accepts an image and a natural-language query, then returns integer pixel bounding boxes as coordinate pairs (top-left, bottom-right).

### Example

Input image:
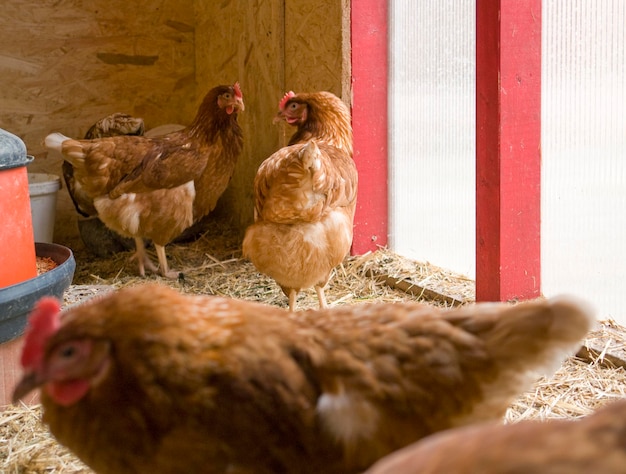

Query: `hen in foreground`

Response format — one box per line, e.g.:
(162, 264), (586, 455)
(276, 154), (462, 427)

(13, 285), (593, 474)
(365, 399), (626, 474)
(46, 83), (244, 278)
(243, 91), (357, 310)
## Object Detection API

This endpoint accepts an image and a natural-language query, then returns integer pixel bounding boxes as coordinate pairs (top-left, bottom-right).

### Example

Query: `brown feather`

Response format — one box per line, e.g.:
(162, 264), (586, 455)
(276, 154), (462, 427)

(366, 399), (626, 474)
(243, 142), (357, 296)
(14, 285), (594, 473)
(62, 113), (145, 217)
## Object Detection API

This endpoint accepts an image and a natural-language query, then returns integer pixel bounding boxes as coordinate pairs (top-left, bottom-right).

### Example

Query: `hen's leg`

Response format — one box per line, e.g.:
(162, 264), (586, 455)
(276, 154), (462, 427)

(315, 285), (328, 309)
(155, 244), (180, 279)
(288, 289), (298, 312)
(130, 238), (158, 277)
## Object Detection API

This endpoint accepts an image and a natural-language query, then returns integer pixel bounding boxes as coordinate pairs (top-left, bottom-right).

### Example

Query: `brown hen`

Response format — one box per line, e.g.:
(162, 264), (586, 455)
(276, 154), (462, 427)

(13, 285), (593, 474)
(62, 112), (146, 218)
(46, 84), (244, 278)
(243, 91), (357, 310)
(366, 398), (626, 474)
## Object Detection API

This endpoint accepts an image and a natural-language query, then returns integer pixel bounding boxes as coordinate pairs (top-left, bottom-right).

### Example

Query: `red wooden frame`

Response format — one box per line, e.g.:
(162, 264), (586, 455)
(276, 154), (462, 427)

(476, 0), (542, 301)
(351, 1), (541, 302)
(350, 0), (389, 254)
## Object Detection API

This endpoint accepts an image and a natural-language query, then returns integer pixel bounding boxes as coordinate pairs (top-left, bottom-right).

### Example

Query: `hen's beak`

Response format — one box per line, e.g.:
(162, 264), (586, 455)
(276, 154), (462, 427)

(12, 370), (43, 404)
(225, 97), (245, 115)
(236, 97), (245, 112)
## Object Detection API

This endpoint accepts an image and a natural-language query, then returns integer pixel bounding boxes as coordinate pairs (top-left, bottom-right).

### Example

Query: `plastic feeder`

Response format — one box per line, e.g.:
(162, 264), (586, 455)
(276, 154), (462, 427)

(0, 129), (36, 288)
(0, 242), (75, 343)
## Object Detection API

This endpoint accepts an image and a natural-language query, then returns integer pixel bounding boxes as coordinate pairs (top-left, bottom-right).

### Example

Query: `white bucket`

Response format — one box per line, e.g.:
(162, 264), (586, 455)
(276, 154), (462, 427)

(28, 173), (61, 243)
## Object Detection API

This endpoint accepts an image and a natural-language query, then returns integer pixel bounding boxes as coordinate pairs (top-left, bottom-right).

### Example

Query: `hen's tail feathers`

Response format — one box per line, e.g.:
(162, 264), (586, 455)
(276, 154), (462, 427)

(44, 133), (71, 152)
(299, 141), (321, 172)
(485, 295), (595, 376)
(450, 295), (595, 423)
(45, 133), (85, 163)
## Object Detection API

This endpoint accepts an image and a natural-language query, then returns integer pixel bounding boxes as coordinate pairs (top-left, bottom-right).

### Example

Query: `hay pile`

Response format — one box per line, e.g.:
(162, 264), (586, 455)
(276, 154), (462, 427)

(2, 220), (625, 473)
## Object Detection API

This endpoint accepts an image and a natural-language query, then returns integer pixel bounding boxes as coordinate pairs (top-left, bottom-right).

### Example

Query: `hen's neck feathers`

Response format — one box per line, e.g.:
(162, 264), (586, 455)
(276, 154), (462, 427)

(188, 92), (242, 146)
(288, 93), (353, 155)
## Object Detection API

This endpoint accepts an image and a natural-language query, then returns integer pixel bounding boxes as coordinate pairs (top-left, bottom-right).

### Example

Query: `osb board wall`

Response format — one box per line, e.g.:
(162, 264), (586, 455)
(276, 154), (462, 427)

(195, 0), (349, 231)
(284, 0), (350, 98)
(194, 0), (285, 231)
(0, 0), (197, 248)
(0, 0), (348, 248)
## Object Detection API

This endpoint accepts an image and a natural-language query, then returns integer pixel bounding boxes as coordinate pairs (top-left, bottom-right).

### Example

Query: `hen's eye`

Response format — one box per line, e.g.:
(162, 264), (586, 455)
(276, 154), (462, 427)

(224, 93), (232, 99)
(59, 345), (76, 358)
(289, 103), (298, 110)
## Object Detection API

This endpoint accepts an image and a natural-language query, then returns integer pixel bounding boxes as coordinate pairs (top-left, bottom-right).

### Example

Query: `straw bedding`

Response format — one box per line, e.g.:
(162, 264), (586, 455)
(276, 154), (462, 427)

(2, 219), (624, 473)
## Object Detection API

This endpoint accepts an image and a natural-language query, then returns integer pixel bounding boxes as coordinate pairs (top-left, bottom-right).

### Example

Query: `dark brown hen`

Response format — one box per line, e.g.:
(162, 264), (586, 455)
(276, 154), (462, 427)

(46, 84), (244, 277)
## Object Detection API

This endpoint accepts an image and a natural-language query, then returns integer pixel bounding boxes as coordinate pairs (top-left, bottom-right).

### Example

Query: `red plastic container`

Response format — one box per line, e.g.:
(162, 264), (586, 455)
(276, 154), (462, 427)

(0, 129), (36, 288)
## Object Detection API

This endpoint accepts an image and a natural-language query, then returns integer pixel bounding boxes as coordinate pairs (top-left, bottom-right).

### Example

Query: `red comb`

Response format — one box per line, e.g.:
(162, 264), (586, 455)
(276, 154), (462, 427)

(279, 91), (296, 111)
(233, 82), (243, 99)
(20, 297), (62, 369)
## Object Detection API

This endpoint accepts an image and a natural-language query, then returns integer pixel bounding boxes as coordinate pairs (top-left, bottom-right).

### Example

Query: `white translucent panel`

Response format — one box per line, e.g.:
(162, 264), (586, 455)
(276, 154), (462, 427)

(541, 0), (626, 322)
(389, 0), (476, 277)
(389, 0), (626, 323)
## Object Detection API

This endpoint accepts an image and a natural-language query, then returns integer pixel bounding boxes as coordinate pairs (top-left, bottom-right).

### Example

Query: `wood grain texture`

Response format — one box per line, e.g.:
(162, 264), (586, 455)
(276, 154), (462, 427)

(0, 0), (196, 246)
(0, 0), (348, 244)
(284, 0), (345, 95)
(194, 0), (286, 230)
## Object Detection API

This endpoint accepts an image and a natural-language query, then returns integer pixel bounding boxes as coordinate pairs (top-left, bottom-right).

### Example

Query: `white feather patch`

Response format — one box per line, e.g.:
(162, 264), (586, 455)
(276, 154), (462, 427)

(301, 221), (326, 246)
(44, 132), (70, 152)
(316, 389), (379, 445)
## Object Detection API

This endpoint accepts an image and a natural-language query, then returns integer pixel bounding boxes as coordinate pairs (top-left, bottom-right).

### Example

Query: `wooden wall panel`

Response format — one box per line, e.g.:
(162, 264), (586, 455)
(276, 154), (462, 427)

(282, 0), (351, 148)
(0, 0), (196, 245)
(195, 0), (349, 230)
(0, 0), (197, 154)
(284, 0), (347, 96)
(194, 0), (286, 230)
(0, 0), (348, 245)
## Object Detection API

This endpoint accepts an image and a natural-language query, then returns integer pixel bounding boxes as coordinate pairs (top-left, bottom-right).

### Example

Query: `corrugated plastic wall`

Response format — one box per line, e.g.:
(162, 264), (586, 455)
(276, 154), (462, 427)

(541, 0), (626, 321)
(389, 1), (626, 322)
(389, 0), (476, 277)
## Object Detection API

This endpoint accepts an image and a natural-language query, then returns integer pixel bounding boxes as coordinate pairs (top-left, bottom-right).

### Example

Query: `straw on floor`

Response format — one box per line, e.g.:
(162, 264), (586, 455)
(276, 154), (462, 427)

(2, 220), (624, 473)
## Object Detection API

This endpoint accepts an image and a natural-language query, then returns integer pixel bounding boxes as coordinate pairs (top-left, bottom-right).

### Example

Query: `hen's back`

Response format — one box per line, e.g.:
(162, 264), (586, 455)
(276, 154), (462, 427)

(301, 296), (595, 466)
(365, 398), (626, 474)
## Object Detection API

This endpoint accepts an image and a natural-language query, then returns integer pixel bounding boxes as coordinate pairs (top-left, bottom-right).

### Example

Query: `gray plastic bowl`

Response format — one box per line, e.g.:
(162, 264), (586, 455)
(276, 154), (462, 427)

(0, 243), (75, 343)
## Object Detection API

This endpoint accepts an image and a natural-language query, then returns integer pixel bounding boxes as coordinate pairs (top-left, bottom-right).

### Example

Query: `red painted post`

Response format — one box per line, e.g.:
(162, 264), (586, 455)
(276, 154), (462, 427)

(350, 0), (389, 254)
(476, 0), (542, 301)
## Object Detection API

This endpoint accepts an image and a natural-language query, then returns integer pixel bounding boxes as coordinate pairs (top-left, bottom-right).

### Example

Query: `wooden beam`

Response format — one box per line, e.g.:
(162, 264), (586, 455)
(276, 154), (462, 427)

(365, 269), (465, 307)
(350, 0), (389, 254)
(475, 0), (542, 301)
